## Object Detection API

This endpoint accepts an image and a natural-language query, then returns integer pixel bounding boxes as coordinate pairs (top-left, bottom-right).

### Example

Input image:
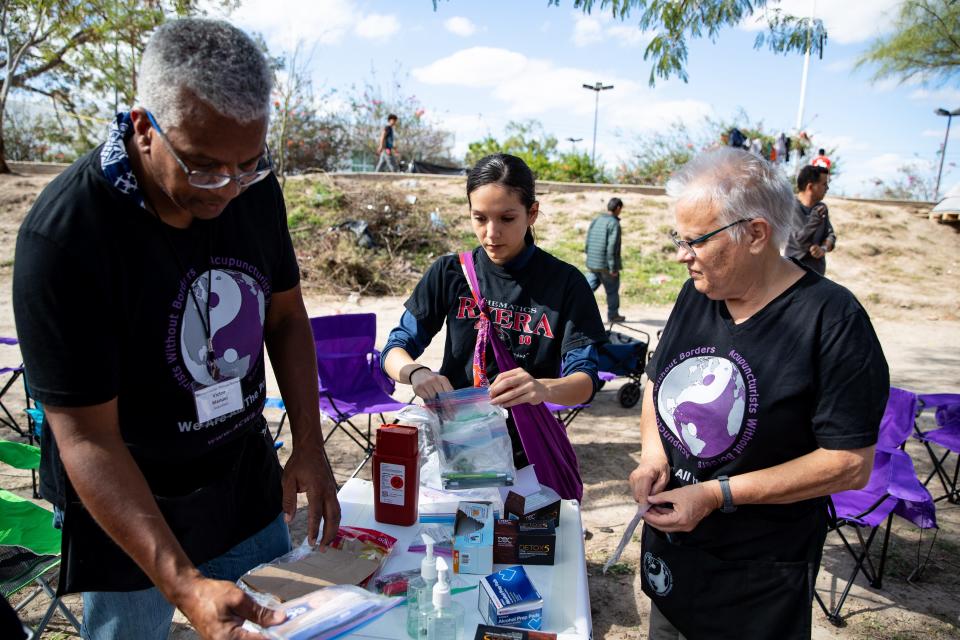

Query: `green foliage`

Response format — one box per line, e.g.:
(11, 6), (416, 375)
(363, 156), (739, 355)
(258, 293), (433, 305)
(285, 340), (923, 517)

(344, 70), (457, 167)
(617, 109), (830, 186)
(856, 0), (960, 87)
(870, 163), (942, 202)
(446, 0), (827, 86)
(269, 44), (347, 183)
(466, 120), (605, 183)
(0, 1), (219, 171)
(2, 103), (77, 162)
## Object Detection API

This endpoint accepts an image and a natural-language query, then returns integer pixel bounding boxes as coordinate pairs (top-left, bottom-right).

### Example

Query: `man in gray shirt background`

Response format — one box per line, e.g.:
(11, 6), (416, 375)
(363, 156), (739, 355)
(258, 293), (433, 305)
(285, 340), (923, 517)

(585, 197), (624, 322)
(786, 165), (836, 276)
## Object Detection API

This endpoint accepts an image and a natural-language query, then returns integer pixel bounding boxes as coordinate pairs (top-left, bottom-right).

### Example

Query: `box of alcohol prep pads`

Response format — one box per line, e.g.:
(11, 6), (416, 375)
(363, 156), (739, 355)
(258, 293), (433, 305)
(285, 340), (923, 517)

(478, 566), (543, 630)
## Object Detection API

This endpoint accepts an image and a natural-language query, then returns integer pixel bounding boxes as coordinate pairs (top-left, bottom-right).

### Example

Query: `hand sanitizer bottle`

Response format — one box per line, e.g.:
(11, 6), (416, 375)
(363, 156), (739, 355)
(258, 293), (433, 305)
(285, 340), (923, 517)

(406, 534), (438, 638)
(422, 557), (463, 640)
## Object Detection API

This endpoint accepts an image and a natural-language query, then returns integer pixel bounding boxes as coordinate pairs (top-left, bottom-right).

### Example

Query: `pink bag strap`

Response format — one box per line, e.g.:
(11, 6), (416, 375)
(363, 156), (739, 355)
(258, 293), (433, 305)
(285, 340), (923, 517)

(459, 251), (490, 387)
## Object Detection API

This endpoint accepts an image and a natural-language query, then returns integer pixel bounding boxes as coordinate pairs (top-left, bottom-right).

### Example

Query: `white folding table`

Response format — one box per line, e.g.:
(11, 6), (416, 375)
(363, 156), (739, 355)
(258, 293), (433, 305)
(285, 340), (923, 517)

(336, 478), (593, 639)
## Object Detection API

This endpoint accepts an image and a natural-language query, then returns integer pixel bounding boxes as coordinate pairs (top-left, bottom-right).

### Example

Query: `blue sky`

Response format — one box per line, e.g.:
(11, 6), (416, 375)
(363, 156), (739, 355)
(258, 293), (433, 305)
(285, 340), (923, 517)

(216, 0), (960, 197)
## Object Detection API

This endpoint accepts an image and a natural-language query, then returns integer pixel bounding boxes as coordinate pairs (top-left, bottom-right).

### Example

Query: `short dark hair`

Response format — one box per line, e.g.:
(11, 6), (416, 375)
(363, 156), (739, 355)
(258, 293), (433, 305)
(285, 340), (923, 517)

(818, 148), (825, 155)
(387, 114), (398, 122)
(466, 154), (537, 243)
(607, 197), (623, 213)
(797, 165), (828, 191)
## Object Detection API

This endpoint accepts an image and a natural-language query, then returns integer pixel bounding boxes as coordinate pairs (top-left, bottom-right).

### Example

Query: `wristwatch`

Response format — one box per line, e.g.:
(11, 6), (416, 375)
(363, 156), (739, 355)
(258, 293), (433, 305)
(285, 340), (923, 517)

(717, 475), (736, 513)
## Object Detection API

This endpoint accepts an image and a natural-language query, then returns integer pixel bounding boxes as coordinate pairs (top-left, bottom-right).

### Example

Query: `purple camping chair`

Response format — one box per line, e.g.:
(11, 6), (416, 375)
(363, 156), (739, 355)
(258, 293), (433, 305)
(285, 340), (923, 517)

(0, 337), (27, 439)
(913, 393), (960, 504)
(815, 387), (937, 626)
(310, 314), (410, 479)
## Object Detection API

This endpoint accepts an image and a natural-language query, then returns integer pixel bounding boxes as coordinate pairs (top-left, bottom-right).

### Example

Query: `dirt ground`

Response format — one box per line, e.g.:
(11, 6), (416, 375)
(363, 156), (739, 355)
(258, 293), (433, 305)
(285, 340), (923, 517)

(1, 170), (959, 639)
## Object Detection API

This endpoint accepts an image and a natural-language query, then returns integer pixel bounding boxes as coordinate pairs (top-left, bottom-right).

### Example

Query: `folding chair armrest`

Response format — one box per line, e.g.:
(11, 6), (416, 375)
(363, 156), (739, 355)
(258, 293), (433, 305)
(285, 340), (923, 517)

(367, 350), (396, 395)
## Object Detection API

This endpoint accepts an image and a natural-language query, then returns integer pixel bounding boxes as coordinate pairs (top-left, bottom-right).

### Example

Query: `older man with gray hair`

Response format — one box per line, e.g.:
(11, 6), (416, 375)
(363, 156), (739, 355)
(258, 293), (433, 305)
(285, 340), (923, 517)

(13, 18), (340, 639)
(628, 147), (889, 639)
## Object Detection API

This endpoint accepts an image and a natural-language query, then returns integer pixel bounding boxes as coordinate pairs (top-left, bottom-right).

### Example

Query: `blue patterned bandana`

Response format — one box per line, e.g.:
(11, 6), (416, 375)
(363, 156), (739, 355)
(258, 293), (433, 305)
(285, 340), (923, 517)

(100, 112), (146, 209)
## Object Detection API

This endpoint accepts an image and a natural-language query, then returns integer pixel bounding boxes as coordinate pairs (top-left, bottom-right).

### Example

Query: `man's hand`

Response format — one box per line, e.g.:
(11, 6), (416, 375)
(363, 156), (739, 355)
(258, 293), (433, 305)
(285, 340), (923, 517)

(628, 457), (670, 505)
(642, 480), (722, 533)
(609, 270), (619, 278)
(175, 574), (286, 640)
(281, 436), (341, 548)
(489, 367), (548, 408)
(808, 244), (825, 259)
(410, 368), (454, 401)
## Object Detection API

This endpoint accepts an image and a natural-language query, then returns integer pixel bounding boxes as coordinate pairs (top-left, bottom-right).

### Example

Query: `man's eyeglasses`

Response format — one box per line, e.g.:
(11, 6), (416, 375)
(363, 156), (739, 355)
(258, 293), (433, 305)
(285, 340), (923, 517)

(144, 111), (272, 190)
(670, 218), (752, 257)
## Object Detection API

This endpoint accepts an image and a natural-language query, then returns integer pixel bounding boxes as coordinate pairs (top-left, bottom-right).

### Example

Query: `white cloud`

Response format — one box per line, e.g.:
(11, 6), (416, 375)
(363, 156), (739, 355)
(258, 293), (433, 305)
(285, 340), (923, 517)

(413, 47), (712, 165)
(572, 14), (604, 47)
(571, 12), (652, 48)
(909, 88), (960, 104)
(224, 0), (398, 50)
(825, 57), (854, 74)
(741, 0), (900, 45)
(444, 16), (477, 37)
(412, 47), (530, 87)
(922, 129), (947, 138)
(354, 14), (400, 40)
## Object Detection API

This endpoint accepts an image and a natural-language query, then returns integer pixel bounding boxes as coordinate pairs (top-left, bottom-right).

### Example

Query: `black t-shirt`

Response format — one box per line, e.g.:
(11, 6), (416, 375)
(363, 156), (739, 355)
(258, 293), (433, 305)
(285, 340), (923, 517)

(645, 265), (889, 562)
(404, 246), (606, 388)
(13, 146), (299, 506)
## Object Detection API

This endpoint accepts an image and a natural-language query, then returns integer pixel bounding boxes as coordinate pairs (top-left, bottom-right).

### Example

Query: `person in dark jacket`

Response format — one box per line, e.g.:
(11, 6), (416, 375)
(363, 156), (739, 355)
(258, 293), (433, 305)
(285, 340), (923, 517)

(585, 197), (624, 322)
(785, 165), (836, 276)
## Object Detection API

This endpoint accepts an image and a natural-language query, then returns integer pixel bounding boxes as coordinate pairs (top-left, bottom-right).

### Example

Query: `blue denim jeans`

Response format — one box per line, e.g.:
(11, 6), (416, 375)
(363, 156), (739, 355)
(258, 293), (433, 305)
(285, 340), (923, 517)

(586, 269), (621, 319)
(78, 512), (291, 640)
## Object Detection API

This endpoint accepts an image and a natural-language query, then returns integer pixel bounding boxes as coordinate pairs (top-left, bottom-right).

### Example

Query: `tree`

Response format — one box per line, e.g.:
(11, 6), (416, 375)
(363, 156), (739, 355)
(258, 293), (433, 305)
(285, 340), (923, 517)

(466, 120), (605, 182)
(344, 70), (456, 169)
(0, 1), (219, 173)
(432, 0), (826, 86)
(856, 0), (960, 87)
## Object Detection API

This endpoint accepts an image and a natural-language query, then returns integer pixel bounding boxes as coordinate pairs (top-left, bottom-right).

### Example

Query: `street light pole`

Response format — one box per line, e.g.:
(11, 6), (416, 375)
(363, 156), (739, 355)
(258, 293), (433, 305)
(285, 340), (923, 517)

(582, 82), (614, 166)
(566, 137), (583, 153)
(934, 107), (960, 201)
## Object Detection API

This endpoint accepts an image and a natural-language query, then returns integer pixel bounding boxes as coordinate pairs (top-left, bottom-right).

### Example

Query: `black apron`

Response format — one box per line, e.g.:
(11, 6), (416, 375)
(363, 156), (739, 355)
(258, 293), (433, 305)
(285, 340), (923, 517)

(640, 508), (826, 640)
(56, 426), (283, 594)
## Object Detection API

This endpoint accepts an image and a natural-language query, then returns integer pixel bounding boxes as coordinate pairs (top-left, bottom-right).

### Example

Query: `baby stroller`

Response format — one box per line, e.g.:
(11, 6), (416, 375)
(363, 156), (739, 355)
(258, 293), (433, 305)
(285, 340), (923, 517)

(597, 322), (650, 408)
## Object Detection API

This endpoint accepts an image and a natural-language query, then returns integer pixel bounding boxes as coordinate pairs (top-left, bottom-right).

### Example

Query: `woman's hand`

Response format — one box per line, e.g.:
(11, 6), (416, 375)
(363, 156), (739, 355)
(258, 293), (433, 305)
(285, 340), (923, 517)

(629, 456), (670, 505)
(642, 481), (722, 533)
(488, 367), (549, 408)
(409, 367), (453, 401)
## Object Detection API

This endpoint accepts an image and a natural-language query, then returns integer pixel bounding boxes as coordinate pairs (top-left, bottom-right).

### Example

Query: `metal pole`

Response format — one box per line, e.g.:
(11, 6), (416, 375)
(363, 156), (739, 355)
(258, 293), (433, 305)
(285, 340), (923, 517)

(795, 0), (817, 131)
(591, 89), (600, 166)
(935, 114), (952, 201)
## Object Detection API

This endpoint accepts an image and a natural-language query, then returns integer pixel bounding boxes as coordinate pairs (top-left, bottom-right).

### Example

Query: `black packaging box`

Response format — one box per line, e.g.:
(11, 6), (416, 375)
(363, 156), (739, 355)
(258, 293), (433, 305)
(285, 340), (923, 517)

(503, 486), (561, 527)
(493, 519), (518, 564)
(517, 520), (556, 566)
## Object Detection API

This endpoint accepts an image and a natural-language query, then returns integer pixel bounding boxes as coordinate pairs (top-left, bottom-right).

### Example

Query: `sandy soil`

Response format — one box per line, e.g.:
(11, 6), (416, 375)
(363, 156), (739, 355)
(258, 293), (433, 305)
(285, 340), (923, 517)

(1, 170), (959, 639)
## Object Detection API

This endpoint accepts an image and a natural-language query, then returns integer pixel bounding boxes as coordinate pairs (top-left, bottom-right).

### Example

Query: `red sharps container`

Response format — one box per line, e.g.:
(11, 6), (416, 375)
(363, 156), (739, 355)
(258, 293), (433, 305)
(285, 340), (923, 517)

(373, 424), (420, 526)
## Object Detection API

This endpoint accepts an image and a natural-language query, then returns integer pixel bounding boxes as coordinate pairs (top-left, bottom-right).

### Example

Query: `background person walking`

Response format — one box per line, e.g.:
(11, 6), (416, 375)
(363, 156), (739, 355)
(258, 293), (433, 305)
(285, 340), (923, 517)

(585, 197), (625, 323)
(375, 114), (399, 172)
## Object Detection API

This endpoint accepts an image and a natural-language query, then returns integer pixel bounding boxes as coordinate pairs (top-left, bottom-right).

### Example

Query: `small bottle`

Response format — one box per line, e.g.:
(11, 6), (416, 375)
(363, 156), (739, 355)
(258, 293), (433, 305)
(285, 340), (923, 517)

(406, 534), (438, 638)
(421, 557), (464, 640)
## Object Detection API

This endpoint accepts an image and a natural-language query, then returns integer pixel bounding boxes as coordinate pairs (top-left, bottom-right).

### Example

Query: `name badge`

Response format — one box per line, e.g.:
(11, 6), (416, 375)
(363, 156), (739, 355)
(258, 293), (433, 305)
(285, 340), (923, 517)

(194, 377), (244, 424)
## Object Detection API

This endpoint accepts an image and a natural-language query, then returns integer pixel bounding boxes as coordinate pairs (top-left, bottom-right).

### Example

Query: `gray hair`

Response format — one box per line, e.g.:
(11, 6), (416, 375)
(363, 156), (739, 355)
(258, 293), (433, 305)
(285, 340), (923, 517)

(665, 147), (797, 250)
(136, 18), (273, 128)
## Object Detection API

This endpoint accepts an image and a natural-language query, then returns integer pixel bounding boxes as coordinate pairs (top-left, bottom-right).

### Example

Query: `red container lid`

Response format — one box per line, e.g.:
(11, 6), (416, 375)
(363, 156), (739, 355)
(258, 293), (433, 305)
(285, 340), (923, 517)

(375, 424), (419, 457)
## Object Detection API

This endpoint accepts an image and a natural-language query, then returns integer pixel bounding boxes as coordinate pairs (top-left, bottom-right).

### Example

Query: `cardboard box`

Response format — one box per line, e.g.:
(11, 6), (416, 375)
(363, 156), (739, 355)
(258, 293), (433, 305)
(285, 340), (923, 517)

(504, 486), (561, 527)
(517, 520), (556, 566)
(478, 566), (543, 630)
(453, 501), (494, 575)
(473, 625), (557, 640)
(494, 519), (518, 565)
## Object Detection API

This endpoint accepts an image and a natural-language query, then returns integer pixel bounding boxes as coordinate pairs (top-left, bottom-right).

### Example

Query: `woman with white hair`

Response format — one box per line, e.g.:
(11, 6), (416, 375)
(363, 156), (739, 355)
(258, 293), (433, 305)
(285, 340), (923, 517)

(629, 147), (889, 639)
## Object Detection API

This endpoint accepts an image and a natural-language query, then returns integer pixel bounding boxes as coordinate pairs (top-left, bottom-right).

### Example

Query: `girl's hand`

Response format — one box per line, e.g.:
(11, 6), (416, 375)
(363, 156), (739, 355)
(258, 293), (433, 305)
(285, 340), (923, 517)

(410, 368), (453, 401)
(488, 367), (549, 408)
